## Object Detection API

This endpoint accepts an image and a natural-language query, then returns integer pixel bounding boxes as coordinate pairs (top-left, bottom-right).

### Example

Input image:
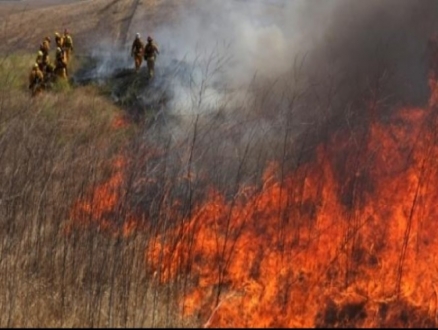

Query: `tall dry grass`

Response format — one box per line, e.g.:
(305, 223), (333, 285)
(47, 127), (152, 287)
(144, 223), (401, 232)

(0, 53), (199, 328)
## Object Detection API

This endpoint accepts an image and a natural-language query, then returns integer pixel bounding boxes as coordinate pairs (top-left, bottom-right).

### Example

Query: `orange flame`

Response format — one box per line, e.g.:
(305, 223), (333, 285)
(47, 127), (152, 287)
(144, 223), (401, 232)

(111, 114), (129, 130)
(67, 113), (143, 237)
(145, 44), (438, 327)
(66, 156), (141, 237)
(67, 38), (438, 327)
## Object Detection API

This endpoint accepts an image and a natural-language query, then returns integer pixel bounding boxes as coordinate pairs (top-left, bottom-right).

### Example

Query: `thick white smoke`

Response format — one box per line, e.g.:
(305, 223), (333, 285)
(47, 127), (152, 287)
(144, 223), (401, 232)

(88, 0), (438, 114)
(152, 0), (330, 114)
(82, 0), (438, 188)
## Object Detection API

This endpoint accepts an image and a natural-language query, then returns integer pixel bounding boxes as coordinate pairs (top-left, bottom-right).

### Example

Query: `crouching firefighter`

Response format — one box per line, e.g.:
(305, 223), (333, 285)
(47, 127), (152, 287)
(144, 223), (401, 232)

(144, 36), (159, 79)
(29, 63), (44, 97)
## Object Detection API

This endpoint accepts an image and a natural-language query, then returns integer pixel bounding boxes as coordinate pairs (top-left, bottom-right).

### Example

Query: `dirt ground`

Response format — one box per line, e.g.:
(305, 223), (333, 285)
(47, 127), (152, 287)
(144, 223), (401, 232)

(0, 0), (184, 54)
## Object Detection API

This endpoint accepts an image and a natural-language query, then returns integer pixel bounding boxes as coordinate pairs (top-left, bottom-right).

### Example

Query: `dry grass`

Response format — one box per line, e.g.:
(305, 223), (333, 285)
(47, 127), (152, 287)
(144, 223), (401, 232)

(3, 2), (426, 327)
(0, 51), (200, 327)
(0, 2), (209, 326)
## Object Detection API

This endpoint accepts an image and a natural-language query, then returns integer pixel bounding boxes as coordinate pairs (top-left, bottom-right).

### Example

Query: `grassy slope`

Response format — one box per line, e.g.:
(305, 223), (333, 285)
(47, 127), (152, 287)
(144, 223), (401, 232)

(0, 1), (200, 326)
(0, 52), (197, 327)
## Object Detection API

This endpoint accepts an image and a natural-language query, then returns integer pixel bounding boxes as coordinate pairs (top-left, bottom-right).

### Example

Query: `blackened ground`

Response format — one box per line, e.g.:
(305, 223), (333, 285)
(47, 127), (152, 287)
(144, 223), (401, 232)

(71, 56), (194, 123)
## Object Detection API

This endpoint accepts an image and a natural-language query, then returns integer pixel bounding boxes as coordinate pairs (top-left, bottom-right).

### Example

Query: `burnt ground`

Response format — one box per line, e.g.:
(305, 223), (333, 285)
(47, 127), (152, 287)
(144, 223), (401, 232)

(71, 58), (181, 123)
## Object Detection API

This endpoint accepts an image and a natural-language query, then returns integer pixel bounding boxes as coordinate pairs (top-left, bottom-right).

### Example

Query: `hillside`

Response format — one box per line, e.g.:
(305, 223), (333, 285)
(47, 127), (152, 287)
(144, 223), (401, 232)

(0, 0), (182, 53)
(3, 0), (438, 328)
(0, 1), (192, 327)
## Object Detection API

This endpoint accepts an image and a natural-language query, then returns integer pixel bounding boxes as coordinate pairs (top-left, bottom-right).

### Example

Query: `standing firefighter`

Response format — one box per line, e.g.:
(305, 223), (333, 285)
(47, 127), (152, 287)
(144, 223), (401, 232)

(36, 51), (45, 71)
(55, 32), (64, 49)
(54, 32), (66, 69)
(63, 29), (74, 63)
(39, 36), (51, 62)
(29, 63), (44, 97)
(35, 50), (55, 88)
(131, 33), (144, 72)
(54, 47), (68, 79)
(144, 36), (159, 79)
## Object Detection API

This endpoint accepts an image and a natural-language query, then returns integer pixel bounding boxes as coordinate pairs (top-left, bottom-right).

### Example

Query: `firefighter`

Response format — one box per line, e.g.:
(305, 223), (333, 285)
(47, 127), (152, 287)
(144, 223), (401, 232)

(63, 29), (74, 63)
(39, 36), (51, 62)
(37, 49), (55, 84)
(131, 33), (144, 72)
(29, 63), (44, 97)
(36, 51), (45, 71)
(54, 47), (68, 79)
(55, 32), (64, 49)
(144, 36), (159, 79)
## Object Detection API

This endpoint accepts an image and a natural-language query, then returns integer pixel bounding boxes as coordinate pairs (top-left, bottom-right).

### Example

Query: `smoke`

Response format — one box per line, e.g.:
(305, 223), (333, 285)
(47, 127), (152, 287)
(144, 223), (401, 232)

(87, 0), (438, 113)
(82, 0), (438, 188)
(152, 0), (320, 113)
(150, 0), (438, 162)
(158, 0), (438, 104)
(306, 0), (438, 104)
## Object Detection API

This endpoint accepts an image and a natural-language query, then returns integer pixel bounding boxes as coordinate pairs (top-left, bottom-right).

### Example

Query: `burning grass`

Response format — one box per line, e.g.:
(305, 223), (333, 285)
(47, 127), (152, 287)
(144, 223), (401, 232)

(0, 52), (185, 327)
(67, 38), (438, 328)
(5, 31), (438, 328)
(60, 67), (438, 329)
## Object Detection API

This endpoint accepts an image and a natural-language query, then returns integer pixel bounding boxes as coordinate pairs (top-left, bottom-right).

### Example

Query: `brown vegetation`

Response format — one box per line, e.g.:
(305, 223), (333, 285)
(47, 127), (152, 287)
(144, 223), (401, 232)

(0, 52), (198, 327)
(3, 1), (438, 328)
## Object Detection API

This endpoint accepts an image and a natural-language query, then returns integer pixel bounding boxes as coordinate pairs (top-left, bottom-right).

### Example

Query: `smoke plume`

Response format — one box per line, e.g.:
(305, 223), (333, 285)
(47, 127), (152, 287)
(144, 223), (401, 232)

(153, 0), (438, 108)
(84, 0), (438, 188)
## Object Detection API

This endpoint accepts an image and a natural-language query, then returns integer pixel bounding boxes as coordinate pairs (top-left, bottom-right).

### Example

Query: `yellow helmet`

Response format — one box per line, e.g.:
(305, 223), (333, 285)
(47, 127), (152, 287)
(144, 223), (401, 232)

(55, 32), (60, 37)
(56, 47), (62, 53)
(37, 50), (43, 56)
(34, 63), (39, 69)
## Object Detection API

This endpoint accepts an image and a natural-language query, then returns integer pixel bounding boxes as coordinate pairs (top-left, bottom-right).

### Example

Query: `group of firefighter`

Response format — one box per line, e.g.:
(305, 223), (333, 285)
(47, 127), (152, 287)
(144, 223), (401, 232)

(29, 29), (74, 96)
(29, 31), (158, 97)
(131, 33), (159, 78)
